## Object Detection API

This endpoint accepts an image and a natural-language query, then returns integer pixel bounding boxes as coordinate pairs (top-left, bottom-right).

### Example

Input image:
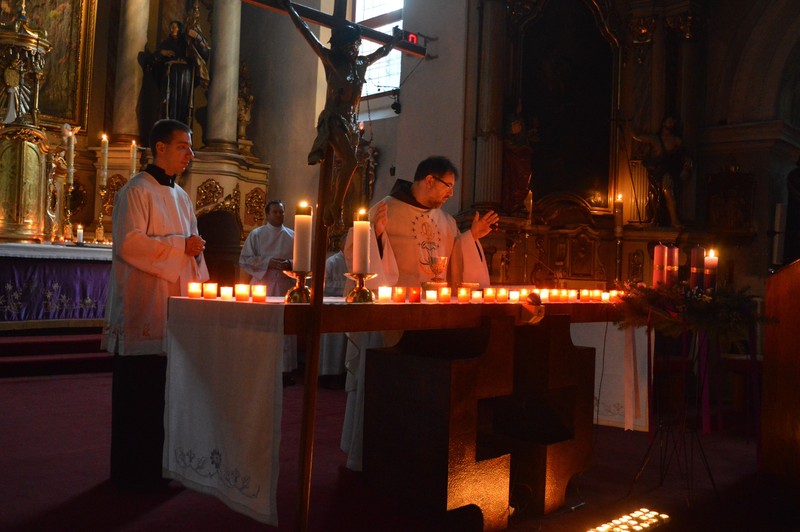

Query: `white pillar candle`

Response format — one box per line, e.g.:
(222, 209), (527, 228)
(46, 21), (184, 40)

(614, 193), (624, 237)
(100, 134), (109, 185)
(293, 201), (313, 272)
(67, 132), (75, 185)
(601, 291), (610, 303)
(129, 140), (137, 176)
(76, 224), (84, 244)
(353, 208), (370, 274)
(509, 290), (520, 303)
(220, 286), (234, 300)
(471, 290), (483, 303)
(540, 288), (550, 303)
(425, 289), (438, 303)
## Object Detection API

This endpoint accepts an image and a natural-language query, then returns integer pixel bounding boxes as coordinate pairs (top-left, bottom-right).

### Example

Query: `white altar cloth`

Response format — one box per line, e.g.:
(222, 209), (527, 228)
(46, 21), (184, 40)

(0, 242), (112, 261)
(164, 296), (285, 526)
(571, 322), (648, 431)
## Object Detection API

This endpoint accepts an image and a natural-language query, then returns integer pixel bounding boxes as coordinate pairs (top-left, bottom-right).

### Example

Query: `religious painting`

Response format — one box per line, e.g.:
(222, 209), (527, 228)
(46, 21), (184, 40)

(22, 0), (97, 127)
(518, 0), (616, 211)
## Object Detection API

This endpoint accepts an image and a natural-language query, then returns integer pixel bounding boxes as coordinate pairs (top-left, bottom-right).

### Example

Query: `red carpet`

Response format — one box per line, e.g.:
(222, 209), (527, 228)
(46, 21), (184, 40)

(1, 370), (799, 531)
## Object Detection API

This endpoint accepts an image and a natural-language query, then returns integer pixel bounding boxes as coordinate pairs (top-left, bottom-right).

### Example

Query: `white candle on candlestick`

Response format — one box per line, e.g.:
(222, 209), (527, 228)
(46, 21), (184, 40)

(614, 193), (624, 237)
(76, 224), (84, 244)
(293, 201), (313, 272)
(353, 208), (370, 273)
(67, 132), (75, 185)
(100, 134), (109, 185)
(130, 141), (137, 176)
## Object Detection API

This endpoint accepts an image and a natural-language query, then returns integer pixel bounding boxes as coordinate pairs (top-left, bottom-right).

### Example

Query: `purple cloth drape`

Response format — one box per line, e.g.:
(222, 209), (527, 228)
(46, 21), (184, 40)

(0, 257), (110, 322)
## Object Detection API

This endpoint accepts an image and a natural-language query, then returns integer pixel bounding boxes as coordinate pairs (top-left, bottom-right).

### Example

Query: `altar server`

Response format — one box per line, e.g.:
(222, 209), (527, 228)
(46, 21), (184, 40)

(103, 119), (208, 490)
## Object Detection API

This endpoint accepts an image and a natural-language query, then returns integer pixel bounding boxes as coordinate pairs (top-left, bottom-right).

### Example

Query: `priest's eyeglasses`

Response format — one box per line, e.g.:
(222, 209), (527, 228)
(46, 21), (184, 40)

(432, 176), (454, 190)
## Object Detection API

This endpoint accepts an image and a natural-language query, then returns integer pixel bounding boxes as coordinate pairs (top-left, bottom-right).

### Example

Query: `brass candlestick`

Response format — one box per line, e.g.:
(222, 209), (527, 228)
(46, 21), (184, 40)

(94, 181), (107, 243)
(345, 272), (377, 303)
(63, 182), (74, 241)
(284, 270), (311, 303)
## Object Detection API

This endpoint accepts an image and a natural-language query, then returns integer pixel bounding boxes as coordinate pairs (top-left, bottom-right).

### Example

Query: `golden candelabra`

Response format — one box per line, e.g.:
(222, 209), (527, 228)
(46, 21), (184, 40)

(94, 180), (107, 243)
(345, 272), (377, 303)
(62, 182), (74, 241)
(284, 270), (311, 303)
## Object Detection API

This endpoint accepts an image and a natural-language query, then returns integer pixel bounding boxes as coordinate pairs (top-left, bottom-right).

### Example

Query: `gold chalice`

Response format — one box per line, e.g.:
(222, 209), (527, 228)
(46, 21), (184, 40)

(422, 255), (449, 291)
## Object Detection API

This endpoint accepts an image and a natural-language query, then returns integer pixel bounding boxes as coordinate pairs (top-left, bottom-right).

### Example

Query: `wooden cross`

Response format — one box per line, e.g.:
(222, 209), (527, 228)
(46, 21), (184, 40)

(244, 0), (428, 58)
(240, 2), (427, 530)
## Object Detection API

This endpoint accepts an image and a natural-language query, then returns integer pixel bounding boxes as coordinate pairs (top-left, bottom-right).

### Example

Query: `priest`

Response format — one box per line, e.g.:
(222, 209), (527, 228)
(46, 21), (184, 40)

(340, 155), (499, 470)
(103, 119), (208, 490)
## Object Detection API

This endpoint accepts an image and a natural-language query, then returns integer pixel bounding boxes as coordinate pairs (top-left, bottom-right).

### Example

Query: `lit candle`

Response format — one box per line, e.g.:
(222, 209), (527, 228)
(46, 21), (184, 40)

(293, 201), (313, 272)
(377, 286), (392, 303)
(251, 284), (267, 302)
(100, 134), (109, 185)
(549, 289), (560, 302)
(438, 286), (451, 302)
(568, 289), (578, 302)
(408, 287), (421, 303)
(540, 288), (550, 303)
(203, 282), (218, 300)
(67, 131), (75, 185)
(652, 243), (667, 287)
(520, 288), (529, 299)
(610, 289), (619, 300)
(580, 288), (589, 301)
(188, 282), (203, 298)
(425, 289), (438, 303)
(666, 245), (679, 287)
(76, 224), (84, 244)
(235, 284), (250, 301)
(496, 287), (508, 303)
(591, 289), (602, 301)
(471, 290), (483, 303)
(392, 286), (406, 303)
(129, 141), (137, 176)
(704, 249), (718, 291)
(353, 208), (370, 274)
(601, 291), (610, 303)
(614, 193), (624, 237)
(560, 289), (568, 302)
(220, 286), (234, 300)
(509, 290), (520, 303)
(689, 245), (705, 289)
(457, 287), (470, 303)
(483, 287), (496, 303)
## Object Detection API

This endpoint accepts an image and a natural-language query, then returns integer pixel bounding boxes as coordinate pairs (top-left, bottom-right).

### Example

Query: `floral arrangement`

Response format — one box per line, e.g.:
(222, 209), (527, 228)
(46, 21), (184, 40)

(614, 283), (759, 351)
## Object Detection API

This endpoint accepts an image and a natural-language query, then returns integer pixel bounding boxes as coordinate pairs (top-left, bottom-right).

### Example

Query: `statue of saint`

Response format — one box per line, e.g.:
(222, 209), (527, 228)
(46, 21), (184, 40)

(150, 9), (210, 126)
(281, 0), (398, 226)
(632, 116), (692, 229)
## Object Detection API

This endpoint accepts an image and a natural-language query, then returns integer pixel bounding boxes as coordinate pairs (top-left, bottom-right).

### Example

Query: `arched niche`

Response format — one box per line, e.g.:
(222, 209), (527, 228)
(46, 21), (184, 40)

(507, 0), (620, 214)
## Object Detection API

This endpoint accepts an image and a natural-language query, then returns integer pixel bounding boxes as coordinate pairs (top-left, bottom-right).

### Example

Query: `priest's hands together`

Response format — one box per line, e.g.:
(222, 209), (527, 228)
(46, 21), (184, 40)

(185, 235), (205, 257)
(470, 210), (500, 239)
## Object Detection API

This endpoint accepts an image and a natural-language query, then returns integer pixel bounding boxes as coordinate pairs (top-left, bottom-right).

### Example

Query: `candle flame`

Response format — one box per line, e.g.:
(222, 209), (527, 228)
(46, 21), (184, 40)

(299, 200), (308, 208)
(358, 208), (366, 216)
(617, 193), (623, 201)
(708, 249), (716, 258)
(101, 133), (107, 141)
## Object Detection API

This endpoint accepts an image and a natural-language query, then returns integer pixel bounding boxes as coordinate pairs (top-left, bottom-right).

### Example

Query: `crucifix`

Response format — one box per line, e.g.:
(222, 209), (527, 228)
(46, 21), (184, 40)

(242, 2), (428, 530)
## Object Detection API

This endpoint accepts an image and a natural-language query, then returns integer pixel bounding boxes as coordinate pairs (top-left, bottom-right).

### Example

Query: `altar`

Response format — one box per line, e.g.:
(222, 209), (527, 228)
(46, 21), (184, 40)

(164, 296), (647, 528)
(0, 243), (112, 329)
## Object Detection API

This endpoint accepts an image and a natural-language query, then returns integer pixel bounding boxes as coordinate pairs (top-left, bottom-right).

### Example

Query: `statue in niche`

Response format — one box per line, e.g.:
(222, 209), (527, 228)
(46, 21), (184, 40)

(148, 3), (210, 126)
(632, 116), (692, 229)
(237, 62), (255, 141)
(502, 100), (536, 215)
(281, 0), (398, 227)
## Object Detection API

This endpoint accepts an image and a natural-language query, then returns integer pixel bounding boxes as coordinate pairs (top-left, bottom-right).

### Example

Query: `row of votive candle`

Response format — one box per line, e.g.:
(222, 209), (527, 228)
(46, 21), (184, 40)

(375, 286), (622, 303)
(187, 282), (268, 302)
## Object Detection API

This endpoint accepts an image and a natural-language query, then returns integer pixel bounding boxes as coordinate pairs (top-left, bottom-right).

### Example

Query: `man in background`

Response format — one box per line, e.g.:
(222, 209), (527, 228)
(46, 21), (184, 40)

(239, 200), (298, 383)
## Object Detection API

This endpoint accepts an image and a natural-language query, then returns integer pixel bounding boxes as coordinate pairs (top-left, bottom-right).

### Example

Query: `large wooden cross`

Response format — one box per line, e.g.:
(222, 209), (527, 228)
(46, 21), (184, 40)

(244, 0), (427, 57)
(241, 2), (427, 530)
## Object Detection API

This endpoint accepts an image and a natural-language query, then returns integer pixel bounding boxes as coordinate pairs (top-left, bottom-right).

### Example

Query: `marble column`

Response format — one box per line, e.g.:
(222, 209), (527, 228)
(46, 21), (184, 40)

(472, 0), (505, 208)
(111, 0), (150, 141)
(205, 0), (241, 152)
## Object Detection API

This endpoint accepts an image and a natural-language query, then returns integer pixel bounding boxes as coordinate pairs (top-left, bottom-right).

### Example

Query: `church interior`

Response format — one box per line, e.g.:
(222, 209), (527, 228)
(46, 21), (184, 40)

(2, 0), (800, 530)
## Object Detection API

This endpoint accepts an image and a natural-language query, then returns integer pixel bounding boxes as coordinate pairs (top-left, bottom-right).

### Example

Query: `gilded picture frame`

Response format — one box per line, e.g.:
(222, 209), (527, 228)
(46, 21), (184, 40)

(21, 0), (97, 128)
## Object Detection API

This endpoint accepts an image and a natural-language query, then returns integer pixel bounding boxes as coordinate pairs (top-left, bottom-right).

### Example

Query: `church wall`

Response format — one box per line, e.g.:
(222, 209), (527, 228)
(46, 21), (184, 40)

(240, 2), (324, 220)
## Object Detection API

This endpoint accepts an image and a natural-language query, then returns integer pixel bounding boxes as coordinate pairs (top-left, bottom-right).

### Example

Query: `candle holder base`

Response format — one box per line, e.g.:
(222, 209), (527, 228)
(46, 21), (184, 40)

(422, 280), (449, 292)
(283, 271), (311, 303)
(345, 272), (377, 303)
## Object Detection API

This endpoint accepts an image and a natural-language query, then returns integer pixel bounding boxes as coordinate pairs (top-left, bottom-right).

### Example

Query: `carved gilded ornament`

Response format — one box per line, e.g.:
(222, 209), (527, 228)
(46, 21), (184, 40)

(245, 187), (266, 227)
(196, 178), (223, 210)
(629, 16), (656, 45)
